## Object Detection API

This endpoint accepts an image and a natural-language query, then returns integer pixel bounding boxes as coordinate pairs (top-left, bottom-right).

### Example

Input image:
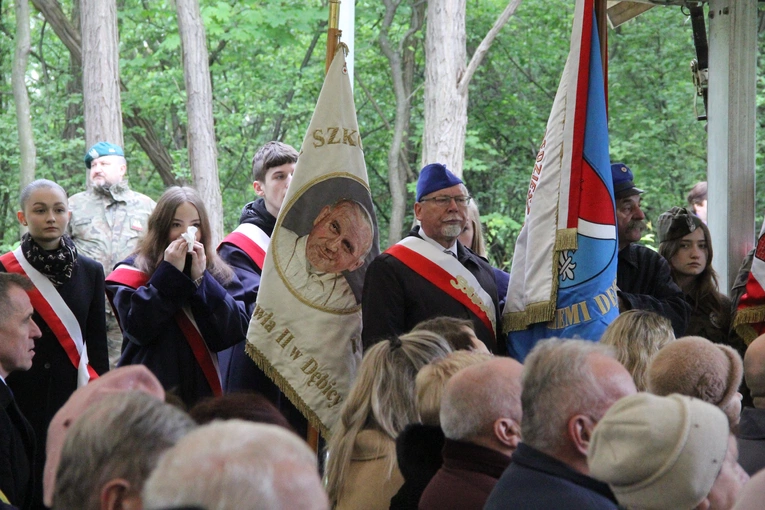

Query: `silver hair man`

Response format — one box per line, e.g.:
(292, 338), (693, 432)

(52, 391), (195, 510)
(142, 420), (329, 510)
(520, 338), (636, 469)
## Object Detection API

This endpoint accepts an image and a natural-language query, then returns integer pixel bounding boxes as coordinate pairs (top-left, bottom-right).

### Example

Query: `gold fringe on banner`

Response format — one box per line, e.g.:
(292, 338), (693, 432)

(733, 305), (765, 345)
(245, 342), (330, 439)
(554, 228), (578, 252)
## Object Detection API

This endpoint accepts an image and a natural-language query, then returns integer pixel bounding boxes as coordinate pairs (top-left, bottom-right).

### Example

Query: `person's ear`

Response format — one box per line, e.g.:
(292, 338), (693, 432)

(568, 414), (596, 456)
(253, 180), (265, 197)
(99, 478), (134, 510)
(414, 202), (423, 222)
(16, 211), (27, 226)
(494, 418), (522, 450)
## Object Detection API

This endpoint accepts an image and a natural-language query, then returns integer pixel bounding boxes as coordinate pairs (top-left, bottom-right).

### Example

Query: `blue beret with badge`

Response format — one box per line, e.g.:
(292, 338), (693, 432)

(416, 163), (464, 202)
(611, 162), (644, 199)
(84, 142), (124, 169)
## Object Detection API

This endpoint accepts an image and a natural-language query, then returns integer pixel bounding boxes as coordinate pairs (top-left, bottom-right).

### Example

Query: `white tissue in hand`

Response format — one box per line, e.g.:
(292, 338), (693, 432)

(181, 226), (197, 252)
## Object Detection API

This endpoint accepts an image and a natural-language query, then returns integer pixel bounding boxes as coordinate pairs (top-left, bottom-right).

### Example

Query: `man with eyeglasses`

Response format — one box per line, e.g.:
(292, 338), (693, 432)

(361, 163), (503, 353)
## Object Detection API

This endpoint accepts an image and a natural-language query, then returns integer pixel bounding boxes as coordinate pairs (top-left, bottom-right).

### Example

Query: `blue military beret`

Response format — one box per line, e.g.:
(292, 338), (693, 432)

(611, 162), (644, 199)
(84, 142), (124, 169)
(416, 163), (464, 202)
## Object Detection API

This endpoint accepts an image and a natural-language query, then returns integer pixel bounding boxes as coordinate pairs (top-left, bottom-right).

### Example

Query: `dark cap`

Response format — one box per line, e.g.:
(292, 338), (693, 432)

(84, 142), (124, 169)
(416, 163), (464, 202)
(611, 162), (644, 199)
(657, 206), (703, 244)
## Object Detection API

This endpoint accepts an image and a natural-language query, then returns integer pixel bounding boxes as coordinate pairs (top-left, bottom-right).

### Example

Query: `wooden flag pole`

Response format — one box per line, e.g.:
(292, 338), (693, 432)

(307, 0), (343, 455)
(325, 0), (342, 74)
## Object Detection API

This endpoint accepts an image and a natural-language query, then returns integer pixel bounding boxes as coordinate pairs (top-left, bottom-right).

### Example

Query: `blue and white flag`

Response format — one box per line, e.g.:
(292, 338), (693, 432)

(503, 0), (618, 361)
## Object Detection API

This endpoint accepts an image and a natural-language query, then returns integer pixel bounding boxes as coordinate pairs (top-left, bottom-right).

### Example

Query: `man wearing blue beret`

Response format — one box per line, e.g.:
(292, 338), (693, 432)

(68, 142), (156, 368)
(361, 163), (503, 353)
(611, 162), (689, 336)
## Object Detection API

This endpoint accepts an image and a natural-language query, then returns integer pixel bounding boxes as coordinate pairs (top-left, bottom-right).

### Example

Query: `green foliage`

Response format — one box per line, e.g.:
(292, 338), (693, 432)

(2, 0), (759, 272)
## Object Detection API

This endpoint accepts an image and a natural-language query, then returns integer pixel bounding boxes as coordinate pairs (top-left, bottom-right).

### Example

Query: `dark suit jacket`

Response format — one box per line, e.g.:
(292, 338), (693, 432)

(361, 228), (503, 354)
(0, 381), (35, 510)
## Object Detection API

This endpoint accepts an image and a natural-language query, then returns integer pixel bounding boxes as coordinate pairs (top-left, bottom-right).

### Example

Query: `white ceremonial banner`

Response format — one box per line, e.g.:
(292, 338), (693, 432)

(246, 48), (379, 437)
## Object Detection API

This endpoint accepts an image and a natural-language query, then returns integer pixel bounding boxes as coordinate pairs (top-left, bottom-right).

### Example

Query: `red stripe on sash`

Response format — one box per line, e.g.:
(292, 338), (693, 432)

(385, 244), (495, 340)
(219, 231), (266, 270)
(0, 251), (98, 381)
(105, 266), (222, 396)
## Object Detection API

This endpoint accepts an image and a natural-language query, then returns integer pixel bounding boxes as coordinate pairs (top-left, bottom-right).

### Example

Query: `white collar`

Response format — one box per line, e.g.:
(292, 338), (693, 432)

(418, 228), (458, 257)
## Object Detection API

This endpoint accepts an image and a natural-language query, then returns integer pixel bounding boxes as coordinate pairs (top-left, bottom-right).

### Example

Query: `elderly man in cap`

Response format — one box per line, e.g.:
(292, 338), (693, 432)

(361, 163), (502, 353)
(611, 162), (689, 336)
(68, 142), (156, 368)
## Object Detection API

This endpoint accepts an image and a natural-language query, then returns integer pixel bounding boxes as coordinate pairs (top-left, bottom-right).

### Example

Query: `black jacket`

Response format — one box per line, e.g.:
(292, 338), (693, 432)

(617, 243), (690, 337)
(3, 254), (107, 510)
(0, 382), (35, 510)
(361, 229), (503, 353)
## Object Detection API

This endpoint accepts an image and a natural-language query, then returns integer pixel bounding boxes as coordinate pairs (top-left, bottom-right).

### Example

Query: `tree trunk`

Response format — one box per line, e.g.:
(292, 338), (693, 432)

(63, 0), (83, 142)
(81, 0), (123, 148)
(379, 0), (424, 245)
(175, 0), (224, 245)
(423, 0), (468, 176)
(423, 0), (520, 177)
(32, 0), (178, 187)
(14, 0), (36, 195)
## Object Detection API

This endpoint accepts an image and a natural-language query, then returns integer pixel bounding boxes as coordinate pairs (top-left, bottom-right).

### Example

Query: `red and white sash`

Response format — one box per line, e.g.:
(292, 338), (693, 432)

(386, 237), (497, 339)
(218, 224), (270, 270)
(0, 248), (97, 387)
(105, 265), (222, 396)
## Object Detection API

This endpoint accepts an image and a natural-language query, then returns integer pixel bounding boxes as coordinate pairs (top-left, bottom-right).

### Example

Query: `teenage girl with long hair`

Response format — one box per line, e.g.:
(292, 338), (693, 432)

(657, 206), (730, 346)
(106, 186), (249, 406)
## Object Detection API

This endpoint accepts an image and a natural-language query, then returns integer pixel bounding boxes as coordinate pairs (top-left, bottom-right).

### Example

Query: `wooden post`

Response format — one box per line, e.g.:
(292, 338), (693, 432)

(325, 0), (341, 74)
(707, 0), (757, 291)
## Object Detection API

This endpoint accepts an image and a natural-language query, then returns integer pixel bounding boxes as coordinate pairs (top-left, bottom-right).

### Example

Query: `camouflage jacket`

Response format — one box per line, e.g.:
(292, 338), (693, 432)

(68, 181), (155, 275)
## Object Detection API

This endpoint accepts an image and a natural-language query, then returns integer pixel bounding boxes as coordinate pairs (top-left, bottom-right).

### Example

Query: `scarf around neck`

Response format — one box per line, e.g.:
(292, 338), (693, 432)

(21, 232), (78, 287)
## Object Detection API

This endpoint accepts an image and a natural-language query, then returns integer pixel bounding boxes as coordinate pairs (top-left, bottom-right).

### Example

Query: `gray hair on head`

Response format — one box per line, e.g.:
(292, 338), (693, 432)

(520, 338), (616, 454)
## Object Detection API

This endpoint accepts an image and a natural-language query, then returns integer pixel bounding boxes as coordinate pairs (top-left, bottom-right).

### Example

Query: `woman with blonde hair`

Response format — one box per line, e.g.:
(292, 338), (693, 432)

(390, 350), (493, 509)
(600, 309), (675, 391)
(325, 330), (451, 510)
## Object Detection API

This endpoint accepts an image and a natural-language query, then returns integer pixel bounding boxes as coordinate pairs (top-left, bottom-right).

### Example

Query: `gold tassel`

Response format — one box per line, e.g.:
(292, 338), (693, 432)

(245, 342), (331, 439)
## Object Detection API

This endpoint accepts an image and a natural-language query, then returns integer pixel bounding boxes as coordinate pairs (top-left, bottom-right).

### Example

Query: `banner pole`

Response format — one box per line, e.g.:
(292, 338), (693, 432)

(325, 0), (341, 74)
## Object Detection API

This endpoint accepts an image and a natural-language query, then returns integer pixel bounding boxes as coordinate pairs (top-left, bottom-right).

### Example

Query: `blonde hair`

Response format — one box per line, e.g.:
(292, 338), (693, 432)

(324, 331), (451, 506)
(600, 310), (675, 391)
(415, 351), (493, 426)
(464, 200), (487, 257)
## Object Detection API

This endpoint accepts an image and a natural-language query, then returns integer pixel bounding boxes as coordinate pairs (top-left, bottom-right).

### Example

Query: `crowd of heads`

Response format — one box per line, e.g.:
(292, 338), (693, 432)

(4, 142), (760, 510)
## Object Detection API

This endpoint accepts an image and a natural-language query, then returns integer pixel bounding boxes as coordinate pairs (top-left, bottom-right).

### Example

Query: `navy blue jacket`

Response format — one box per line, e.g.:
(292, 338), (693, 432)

(361, 228), (503, 354)
(216, 199), (280, 396)
(216, 199), (309, 436)
(107, 257), (248, 407)
(484, 443), (620, 510)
